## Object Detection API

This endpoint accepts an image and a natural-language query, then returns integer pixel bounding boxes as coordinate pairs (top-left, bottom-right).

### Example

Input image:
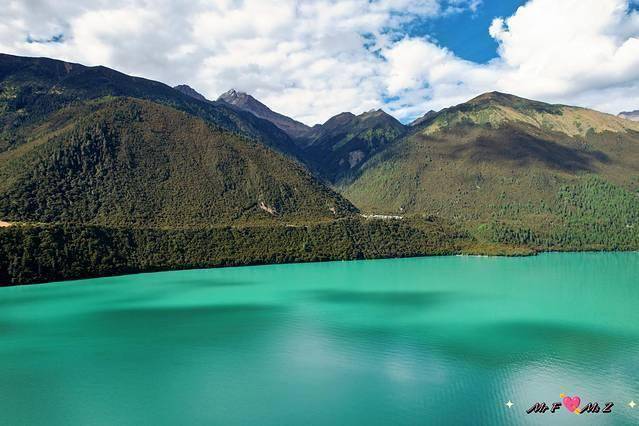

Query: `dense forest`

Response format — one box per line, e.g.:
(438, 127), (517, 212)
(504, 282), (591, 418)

(0, 217), (466, 285)
(484, 177), (639, 250)
(0, 98), (355, 226)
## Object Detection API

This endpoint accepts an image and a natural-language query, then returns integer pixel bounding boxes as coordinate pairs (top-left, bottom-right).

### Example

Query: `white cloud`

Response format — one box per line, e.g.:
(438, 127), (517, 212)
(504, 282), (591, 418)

(1, 0), (639, 124)
(489, 0), (639, 97)
(385, 0), (639, 120)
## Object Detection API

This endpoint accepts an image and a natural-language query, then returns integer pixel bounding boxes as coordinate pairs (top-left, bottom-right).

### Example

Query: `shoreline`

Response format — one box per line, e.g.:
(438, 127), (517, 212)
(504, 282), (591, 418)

(3, 248), (637, 288)
(2, 220), (638, 287)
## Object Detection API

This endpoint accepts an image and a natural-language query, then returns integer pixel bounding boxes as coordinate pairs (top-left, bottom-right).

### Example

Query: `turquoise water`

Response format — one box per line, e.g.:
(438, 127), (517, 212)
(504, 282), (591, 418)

(1, 253), (638, 425)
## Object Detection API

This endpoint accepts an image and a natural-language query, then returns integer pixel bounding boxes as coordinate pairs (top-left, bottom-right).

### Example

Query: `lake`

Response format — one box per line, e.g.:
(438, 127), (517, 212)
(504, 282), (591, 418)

(1, 253), (638, 425)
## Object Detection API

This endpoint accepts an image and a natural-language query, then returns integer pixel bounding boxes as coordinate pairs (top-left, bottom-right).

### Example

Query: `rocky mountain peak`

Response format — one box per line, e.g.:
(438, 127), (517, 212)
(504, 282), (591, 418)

(218, 89), (252, 104)
(173, 84), (208, 102)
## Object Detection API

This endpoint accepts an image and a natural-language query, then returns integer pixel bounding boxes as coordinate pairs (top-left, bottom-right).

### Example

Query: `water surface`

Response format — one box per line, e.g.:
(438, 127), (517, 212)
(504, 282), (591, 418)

(1, 253), (638, 425)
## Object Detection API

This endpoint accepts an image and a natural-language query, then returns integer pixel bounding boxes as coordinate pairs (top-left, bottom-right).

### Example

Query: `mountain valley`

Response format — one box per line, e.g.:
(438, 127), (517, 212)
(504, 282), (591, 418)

(1, 53), (639, 284)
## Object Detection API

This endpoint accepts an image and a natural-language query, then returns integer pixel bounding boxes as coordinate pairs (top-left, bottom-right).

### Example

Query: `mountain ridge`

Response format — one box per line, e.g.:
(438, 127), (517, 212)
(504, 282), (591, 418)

(0, 53), (302, 159)
(413, 91), (639, 138)
(217, 89), (312, 139)
(619, 109), (639, 121)
(173, 84), (207, 101)
(213, 88), (409, 183)
(300, 108), (407, 183)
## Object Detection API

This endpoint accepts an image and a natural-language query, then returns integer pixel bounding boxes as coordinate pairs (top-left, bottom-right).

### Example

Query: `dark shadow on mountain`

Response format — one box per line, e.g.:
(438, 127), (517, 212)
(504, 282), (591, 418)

(0, 53), (302, 159)
(448, 126), (610, 172)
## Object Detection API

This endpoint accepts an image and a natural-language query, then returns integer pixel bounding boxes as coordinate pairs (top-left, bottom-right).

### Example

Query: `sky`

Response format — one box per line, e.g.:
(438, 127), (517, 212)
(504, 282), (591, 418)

(2, 0), (639, 125)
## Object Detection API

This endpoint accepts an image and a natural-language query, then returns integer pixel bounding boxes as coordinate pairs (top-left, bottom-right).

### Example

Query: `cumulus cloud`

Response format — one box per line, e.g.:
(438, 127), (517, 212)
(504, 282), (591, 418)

(1, 0), (639, 124)
(385, 0), (639, 120)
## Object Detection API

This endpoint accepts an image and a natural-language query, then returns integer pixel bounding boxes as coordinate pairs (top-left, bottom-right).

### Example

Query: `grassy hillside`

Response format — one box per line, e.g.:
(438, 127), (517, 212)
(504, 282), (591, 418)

(419, 92), (639, 137)
(0, 97), (355, 227)
(342, 93), (639, 249)
(345, 93), (639, 215)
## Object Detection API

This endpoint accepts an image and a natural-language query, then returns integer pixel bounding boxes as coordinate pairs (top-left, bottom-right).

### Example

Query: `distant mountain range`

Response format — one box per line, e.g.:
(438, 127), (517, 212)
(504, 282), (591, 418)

(619, 110), (639, 121)
(173, 84), (409, 183)
(1, 53), (639, 284)
(217, 88), (312, 139)
(298, 109), (406, 183)
(180, 84), (639, 252)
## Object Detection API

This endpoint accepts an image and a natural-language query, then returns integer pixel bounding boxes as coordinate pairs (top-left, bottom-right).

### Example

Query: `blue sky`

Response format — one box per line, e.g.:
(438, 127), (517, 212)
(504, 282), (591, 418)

(2, 0), (639, 124)
(408, 0), (526, 63)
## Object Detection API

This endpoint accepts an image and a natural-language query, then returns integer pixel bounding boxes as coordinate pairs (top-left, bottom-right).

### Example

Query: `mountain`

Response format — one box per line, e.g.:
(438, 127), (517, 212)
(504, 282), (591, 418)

(413, 92), (639, 137)
(218, 89), (311, 139)
(0, 97), (356, 227)
(0, 54), (464, 285)
(2, 53), (639, 285)
(300, 109), (407, 184)
(409, 110), (437, 127)
(619, 110), (639, 121)
(214, 89), (408, 183)
(0, 53), (301, 159)
(342, 92), (639, 246)
(173, 84), (207, 102)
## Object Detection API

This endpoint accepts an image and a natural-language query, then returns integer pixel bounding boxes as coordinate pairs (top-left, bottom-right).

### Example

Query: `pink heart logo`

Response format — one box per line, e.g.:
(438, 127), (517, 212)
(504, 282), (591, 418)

(563, 395), (581, 413)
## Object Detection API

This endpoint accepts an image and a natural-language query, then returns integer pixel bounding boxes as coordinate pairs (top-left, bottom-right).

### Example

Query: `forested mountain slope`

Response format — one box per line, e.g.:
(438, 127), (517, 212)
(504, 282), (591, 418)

(299, 109), (407, 184)
(0, 54), (301, 158)
(2, 54), (639, 285)
(0, 97), (355, 227)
